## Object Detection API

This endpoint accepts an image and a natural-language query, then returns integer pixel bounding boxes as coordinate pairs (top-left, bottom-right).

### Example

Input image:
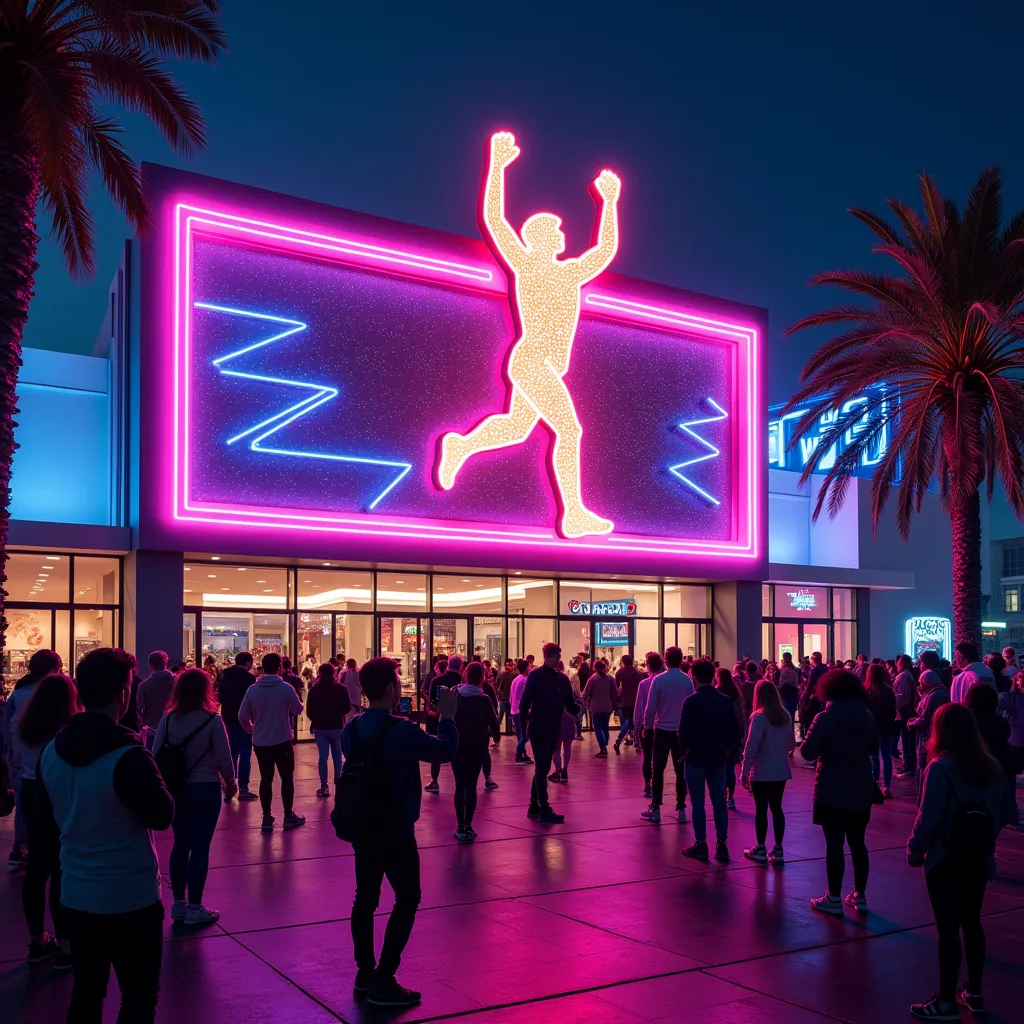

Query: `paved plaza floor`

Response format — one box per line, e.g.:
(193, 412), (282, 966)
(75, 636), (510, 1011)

(2, 733), (1022, 1023)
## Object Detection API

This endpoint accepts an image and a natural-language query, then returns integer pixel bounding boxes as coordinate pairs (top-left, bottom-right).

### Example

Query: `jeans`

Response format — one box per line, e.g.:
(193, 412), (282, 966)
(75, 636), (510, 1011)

(898, 718), (918, 774)
(925, 854), (988, 1003)
(820, 808), (870, 895)
(65, 901), (163, 1024)
(641, 730), (653, 785)
(592, 711), (611, 750)
(529, 736), (555, 809)
(616, 706), (634, 742)
(684, 762), (728, 843)
(169, 781), (222, 904)
(512, 713), (527, 758)
(226, 720), (253, 789)
(870, 733), (894, 788)
(352, 836), (421, 978)
(452, 751), (485, 827)
(651, 729), (686, 809)
(498, 700), (513, 734)
(20, 777), (67, 938)
(313, 729), (343, 785)
(751, 780), (786, 846)
(253, 741), (295, 816)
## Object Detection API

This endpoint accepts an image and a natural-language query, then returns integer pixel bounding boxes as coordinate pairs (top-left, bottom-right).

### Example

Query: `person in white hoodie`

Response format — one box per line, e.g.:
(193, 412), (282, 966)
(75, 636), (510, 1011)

(238, 652), (305, 833)
(950, 641), (996, 704)
(740, 680), (795, 864)
(641, 646), (693, 824)
(634, 652), (661, 800)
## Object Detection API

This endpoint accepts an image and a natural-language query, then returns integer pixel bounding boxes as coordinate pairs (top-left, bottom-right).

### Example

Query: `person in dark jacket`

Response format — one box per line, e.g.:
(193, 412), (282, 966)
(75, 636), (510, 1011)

(452, 662), (501, 842)
(424, 657), (463, 795)
(800, 669), (879, 916)
(217, 651), (258, 802)
(305, 663), (352, 798)
(864, 663), (897, 797)
(281, 657), (305, 699)
(495, 659), (517, 734)
(520, 643), (581, 824)
(613, 654), (642, 753)
(964, 682), (1015, 817)
(679, 658), (741, 863)
(118, 654), (143, 734)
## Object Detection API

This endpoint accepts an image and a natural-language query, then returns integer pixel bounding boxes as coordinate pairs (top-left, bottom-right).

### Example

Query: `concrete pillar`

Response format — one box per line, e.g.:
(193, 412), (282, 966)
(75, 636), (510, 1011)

(856, 588), (871, 657)
(713, 580), (763, 665)
(124, 550), (184, 663)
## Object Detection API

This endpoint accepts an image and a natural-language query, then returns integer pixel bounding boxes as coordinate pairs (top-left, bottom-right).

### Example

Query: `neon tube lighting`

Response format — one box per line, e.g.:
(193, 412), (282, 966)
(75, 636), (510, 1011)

(669, 398), (729, 506)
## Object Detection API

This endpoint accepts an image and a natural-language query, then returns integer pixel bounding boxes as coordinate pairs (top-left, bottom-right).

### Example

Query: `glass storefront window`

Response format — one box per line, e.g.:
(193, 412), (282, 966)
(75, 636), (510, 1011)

(335, 614), (374, 665)
(185, 564), (288, 609)
(663, 585), (710, 618)
(560, 618), (591, 661)
(4, 607), (53, 677)
(560, 580), (659, 618)
(634, 619), (661, 661)
(297, 569), (372, 610)
(6, 552), (70, 603)
(252, 613), (290, 665)
(774, 585), (828, 617)
(55, 609), (70, 674)
(432, 575), (503, 613)
(773, 621), (799, 663)
(74, 556), (119, 605)
(507, 577), (555, 616)
(762, 584), (772, 616)
(832, 588), (855, 620)
(473, 617), (504, 664)
(522, 618), (557, 659)
(296, 613), (332, 674)
(377, 573), (428, 612)
(801, 623), (829, 660)
(201, 613), (251, 668)
(74, 608), (117, 666)
(183, 613), (196, 667)
(834, 620), (855, 662)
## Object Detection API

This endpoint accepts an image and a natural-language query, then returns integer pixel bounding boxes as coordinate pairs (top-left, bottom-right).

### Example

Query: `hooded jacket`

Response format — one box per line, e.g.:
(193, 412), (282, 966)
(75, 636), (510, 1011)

(238, 676), (303, 746)
(39, 712), (174, 914)
(800, 698), (879, 814)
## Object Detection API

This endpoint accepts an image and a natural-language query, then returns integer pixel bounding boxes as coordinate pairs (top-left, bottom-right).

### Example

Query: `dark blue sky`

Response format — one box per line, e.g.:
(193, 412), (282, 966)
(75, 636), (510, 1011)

(25, 0), (1024, 402)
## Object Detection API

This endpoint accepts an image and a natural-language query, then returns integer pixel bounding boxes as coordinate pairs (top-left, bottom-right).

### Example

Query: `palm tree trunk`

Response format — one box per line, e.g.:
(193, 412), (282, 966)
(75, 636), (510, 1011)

(949, 487), (982, 649)
(0, 103), (41, 675)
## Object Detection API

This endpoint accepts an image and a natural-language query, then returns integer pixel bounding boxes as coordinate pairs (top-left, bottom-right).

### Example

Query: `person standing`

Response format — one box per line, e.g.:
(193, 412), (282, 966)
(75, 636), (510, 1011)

(801, 669), (879, 916)
(893, 654), (920, 780)
(136, 651), (175, 752)
(908, 657), (951, 782)
(641, 647), (693, 824)
(679, 659), (739, 861)
(424, 656), (463, 794)
(510, 659), (532, 764)
(635, 652), (661, 799)
(340, 658), (458, 1008)
(998, 672), (1024, 827)
(582, 659), (619, 757)
(799, 652), (827, 752)
(864, 663), (897, 798)
(740, 679), (795, 864)
(153, 668), (236, 926)
(452, 662), (500, 842)
(520, 643), (580, 823)
(778, 652), (801, 746)
(950, 642), (996, 703)
(495, 659), (516, 735)
(548, 704), (577, 783)
(217, 651), (259, 802)
(341, 658), (363, 718)
(715, 667), (747, 810)
(306, 663), (352, 798)
(39, 648), (174, 1023)
(237, 652), (306, 833)
(908, 704), (1006, 1020)
(613, 654), (642, 754)
(15, 673), (78, 967)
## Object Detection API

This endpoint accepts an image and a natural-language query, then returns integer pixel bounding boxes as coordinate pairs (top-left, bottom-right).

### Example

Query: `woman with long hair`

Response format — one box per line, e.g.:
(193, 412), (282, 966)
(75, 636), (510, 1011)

(635, 652), (663, 799)
(800, 670), (879, 916)
(715, 668), (747, 809)
(15, 673), (77, 966)
(864, 663), (897, 797)
(152, 669), (236, 927)
(908, 704), (1007, 1020)
(582, 658), (620, 757)
(305, 662), (352, 797)
(740, 680), (795, 864)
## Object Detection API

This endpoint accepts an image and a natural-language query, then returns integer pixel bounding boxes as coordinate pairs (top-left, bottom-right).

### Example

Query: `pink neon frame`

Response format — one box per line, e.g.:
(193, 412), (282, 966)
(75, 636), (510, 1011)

(172, 201), (762, 561)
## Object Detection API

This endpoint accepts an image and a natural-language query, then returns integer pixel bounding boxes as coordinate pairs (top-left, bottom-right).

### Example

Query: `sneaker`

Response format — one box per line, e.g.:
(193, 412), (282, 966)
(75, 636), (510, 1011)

(726, 796), (737, 810)
(353, 968), (375, 996)
(910, 995), (960, 1020)
(613, 740), (621, 754)
(223, 790), (235, 804)
(744, 845), (768, 863)
(595, 750), (608, 758)
(548, 771), (561, 783)
(53, 949), (73, 972)
(26, 935), (58, 964)
(539, 807), (565, 824)
(768, 844), (785, 864)
(7, 844), (25, 872)
(677, 807), (688, 823)
(283, 812), (306, 830)
(625, 737), (634, 746)
(715, 840), (730, 862)
(560, 768), (568, 781)
(261, 815), (275, 833)
(464, 825), (478, 839)
(238, 787), (259, 801)
(881, 786), (893, 798)
(682, 840), (710, 861)
(957, 984), (986, 1016)
(522, 755), (534, 765)
(454, 828), (469, 843)
(527, 805), (542, 819)
(316, 784), (329, 798)
(643, 784), (653, 799)
(367, 976), (422, 1008)
(183, 904), (220, 926)
(640, 805), (661, 824)
(424, 781), (440, 794)
(844, 890), (868, 913)
(810, 892), (844, 915)
(171, 900), (188, 922)
(484, 778), (499, 790)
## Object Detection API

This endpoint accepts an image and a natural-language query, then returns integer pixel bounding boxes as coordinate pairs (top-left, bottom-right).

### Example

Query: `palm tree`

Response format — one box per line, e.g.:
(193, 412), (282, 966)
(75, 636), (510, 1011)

(0, 2), (225, 670)
(785, 167), (1024, 648)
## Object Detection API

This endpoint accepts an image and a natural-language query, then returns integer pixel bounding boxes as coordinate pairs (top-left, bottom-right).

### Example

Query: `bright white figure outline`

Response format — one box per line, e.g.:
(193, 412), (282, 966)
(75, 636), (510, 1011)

(434, 130), (620, 539)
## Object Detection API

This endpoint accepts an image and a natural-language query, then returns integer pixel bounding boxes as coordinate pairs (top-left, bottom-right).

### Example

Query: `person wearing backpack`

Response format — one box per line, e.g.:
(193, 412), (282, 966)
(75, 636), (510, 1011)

(152, 668), (236, 927)
(338, 657), (458, 1009)
(907, 703), (1007, 1020)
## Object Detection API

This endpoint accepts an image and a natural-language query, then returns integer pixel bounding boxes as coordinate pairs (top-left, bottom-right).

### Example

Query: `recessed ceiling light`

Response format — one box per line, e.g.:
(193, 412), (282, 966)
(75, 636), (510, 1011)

(184, 567), (191, 572)
(416, 587), (425, 591)
(436, 587), (445, 591)
(256, 580), (266, 583)
(207, 574), (217, 578)
(263, 588), (274, 592)
(476, 584), (483, 588)
(38, 573), (49, 577)
(461, 579), (471, 583)
(395, 580), (404, 584)
(42, 565), (54, 569)
(211, 556), (220, 561)
(352, 583), (362, 587)
(237, 568), (247, 572)
(221, 588), (230, 591)
(78, 589), (86, 594)
(184, 589), (192, 593)
(514, 571), (522, 575)
(322, 562), (332, 566)
(302, 580), (312, 583)
(48, 556), (60, 560)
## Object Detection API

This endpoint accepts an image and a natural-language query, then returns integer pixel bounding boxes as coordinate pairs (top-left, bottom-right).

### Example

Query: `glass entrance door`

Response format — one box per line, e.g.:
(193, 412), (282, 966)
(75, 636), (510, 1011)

(800, 623), (829, 661)
(378, 615), (424, 711)
(592, 619), (633, 665)
(664, 621), (709, 659)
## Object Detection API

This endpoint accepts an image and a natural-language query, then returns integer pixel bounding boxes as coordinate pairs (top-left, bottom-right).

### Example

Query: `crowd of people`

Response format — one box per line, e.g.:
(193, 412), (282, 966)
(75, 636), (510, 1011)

(1, 637), (1021, 1020)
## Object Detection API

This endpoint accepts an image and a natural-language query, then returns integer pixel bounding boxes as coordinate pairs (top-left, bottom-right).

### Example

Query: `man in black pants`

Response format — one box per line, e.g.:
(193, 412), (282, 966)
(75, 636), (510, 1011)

(520, 643), (580, 824)
(424, 656), (462, 794)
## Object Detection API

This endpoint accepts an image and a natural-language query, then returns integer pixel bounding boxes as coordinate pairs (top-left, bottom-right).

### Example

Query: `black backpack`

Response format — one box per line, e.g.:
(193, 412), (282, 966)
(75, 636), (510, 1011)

(331, 715), (401, 844)
(155, 714), (215, 794)
(945, 776), (997, 860)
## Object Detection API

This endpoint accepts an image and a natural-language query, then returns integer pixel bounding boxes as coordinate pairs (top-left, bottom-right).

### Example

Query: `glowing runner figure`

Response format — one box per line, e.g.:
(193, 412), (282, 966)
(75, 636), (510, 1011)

(435, 131), (621, 538)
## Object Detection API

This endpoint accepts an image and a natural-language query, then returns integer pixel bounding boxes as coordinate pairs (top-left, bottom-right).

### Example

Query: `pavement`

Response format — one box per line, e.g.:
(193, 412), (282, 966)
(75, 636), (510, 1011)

(1, 734), (1022, 1023)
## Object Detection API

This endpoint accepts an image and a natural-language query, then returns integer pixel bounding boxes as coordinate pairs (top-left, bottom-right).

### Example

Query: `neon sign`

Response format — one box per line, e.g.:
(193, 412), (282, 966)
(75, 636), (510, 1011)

(568, 599), (637, 616)
(786, 589), (817, 611)
(905, 616), (951, 661)
(595, 621), (630, 646)
(669, 398), (728, 505)
(436, 132), (620, 538)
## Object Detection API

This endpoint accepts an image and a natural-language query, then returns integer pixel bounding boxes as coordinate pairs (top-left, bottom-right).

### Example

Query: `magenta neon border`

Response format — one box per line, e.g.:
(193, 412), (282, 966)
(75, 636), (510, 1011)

(171, 201), (763, 561)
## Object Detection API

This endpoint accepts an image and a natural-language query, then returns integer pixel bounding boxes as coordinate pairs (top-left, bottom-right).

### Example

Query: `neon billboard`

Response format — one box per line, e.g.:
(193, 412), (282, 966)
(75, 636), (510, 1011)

(140, 135), (766, 576)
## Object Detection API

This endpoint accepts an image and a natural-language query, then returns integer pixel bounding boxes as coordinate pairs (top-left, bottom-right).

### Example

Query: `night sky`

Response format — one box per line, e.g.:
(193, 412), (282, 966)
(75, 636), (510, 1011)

(24, 0), (1024, 403)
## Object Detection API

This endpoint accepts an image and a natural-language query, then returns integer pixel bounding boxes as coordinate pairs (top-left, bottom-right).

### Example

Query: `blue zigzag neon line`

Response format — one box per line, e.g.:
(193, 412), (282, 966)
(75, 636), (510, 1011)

(669, 398), (728, 506)
(198, 302), (412, 510)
